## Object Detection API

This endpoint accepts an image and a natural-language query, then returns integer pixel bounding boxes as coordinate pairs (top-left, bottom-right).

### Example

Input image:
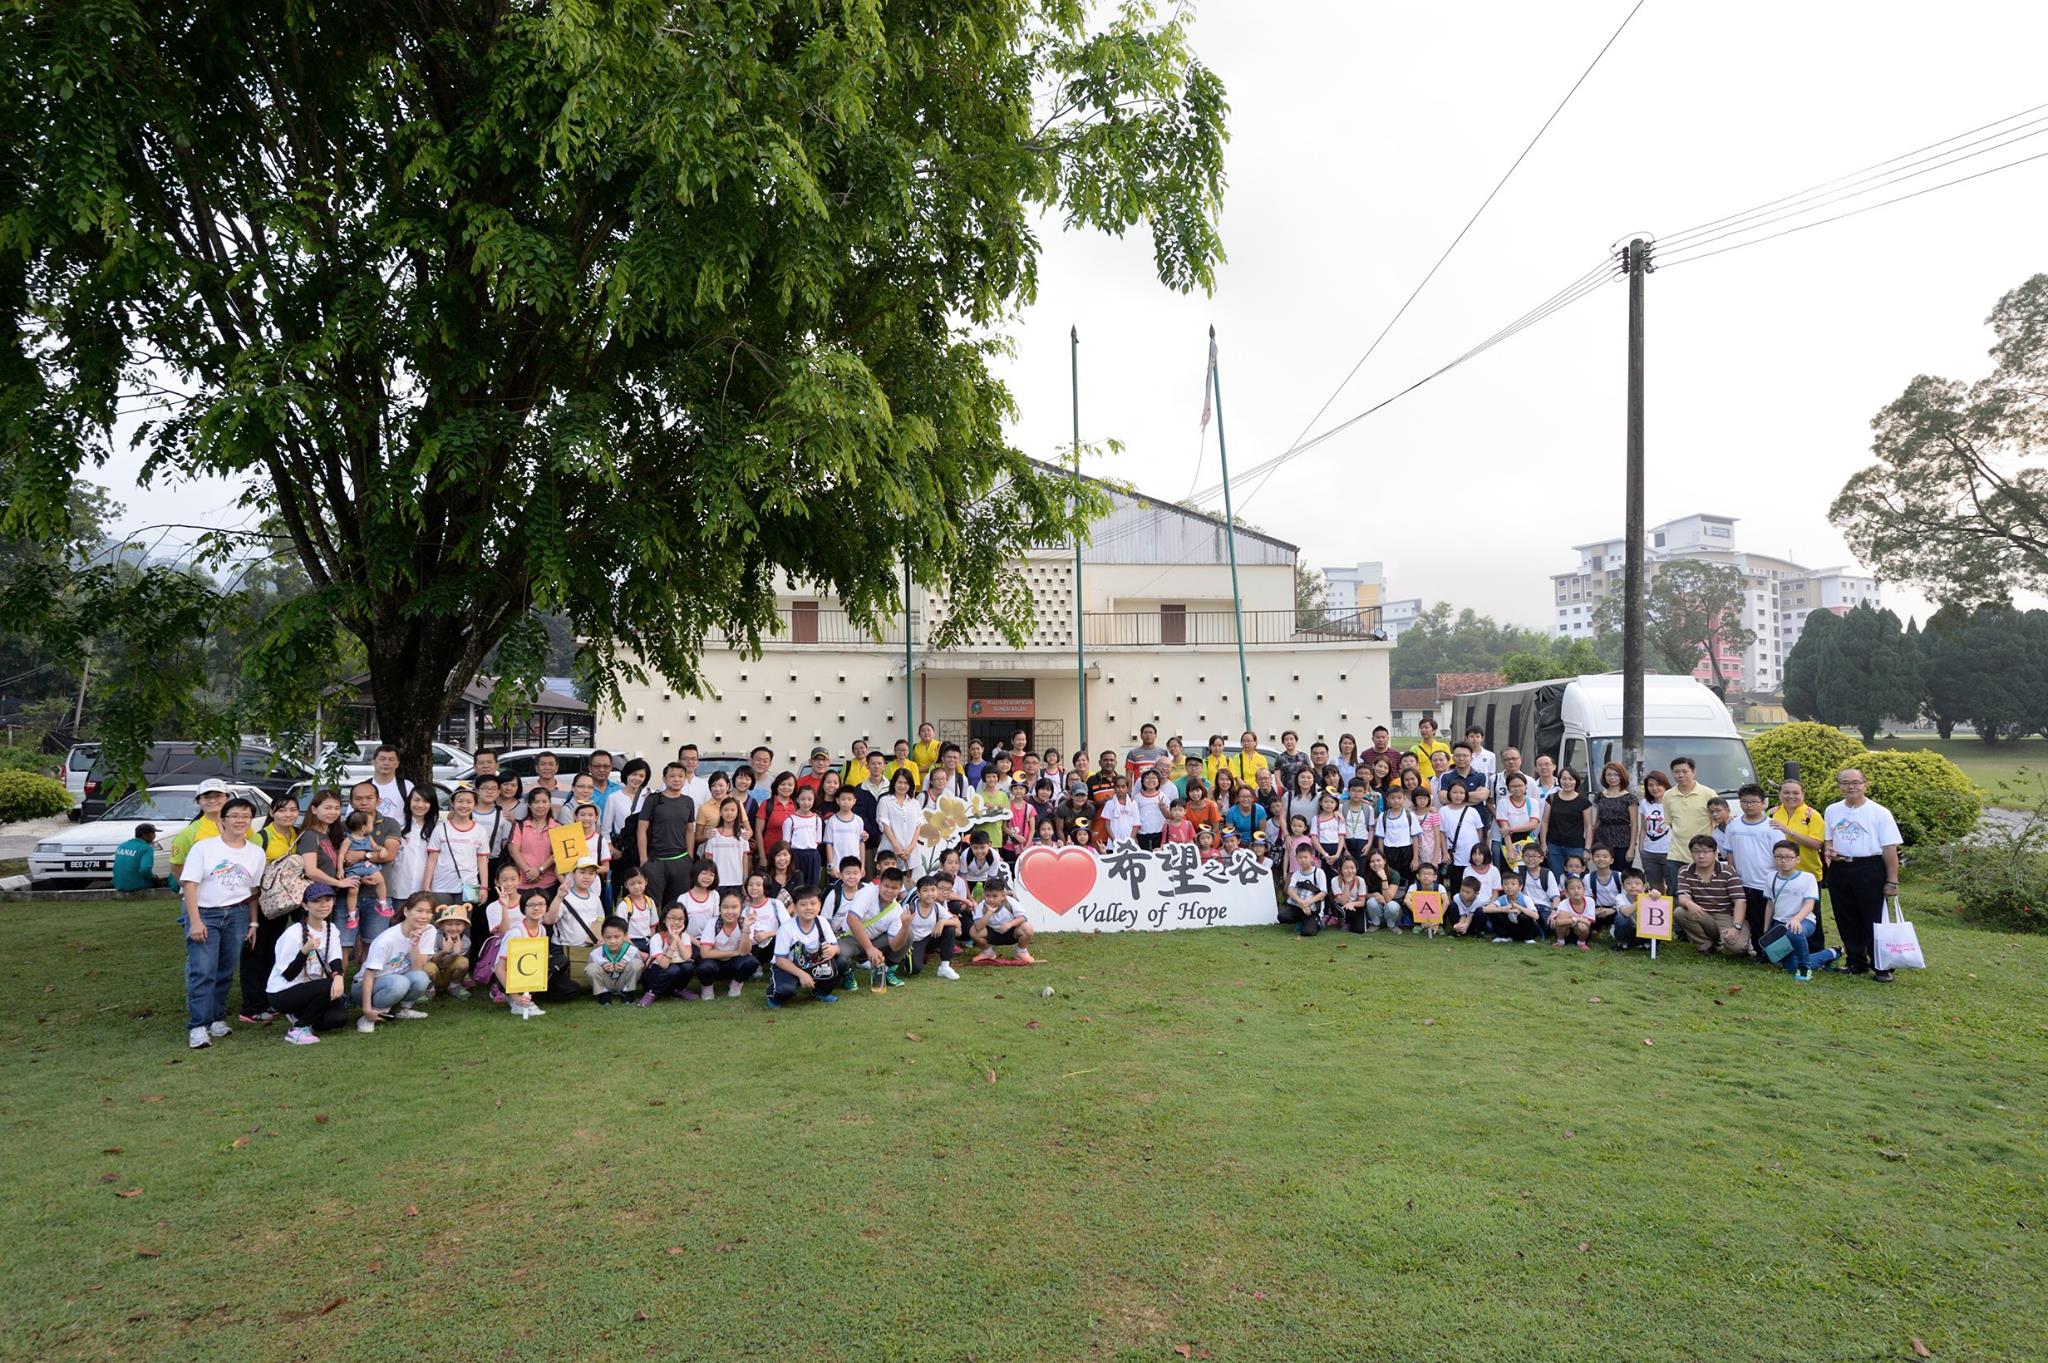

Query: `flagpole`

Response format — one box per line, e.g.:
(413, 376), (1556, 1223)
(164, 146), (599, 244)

(1072, 324), (1087, 755)
(1209, 326), (1253, 736)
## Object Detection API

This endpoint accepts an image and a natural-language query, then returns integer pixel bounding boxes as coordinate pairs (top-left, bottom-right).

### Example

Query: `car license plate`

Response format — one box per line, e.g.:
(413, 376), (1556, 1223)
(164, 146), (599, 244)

(68, 859), (112, 871)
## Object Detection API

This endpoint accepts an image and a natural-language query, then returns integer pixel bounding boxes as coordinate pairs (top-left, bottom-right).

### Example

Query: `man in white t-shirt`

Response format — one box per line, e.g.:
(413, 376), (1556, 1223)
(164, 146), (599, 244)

(1463, 726), (1496, 779)
(369, 744), (415, 822)
(179, 796), (267, 1049)
(1822, 768), (1903, 981)
(839, 866), (911, 987)
(675, 743), (712, 807)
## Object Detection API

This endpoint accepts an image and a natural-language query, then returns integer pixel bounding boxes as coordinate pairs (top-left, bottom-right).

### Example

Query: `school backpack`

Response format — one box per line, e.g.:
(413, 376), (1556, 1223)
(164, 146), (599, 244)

(259, 852), (310, 920)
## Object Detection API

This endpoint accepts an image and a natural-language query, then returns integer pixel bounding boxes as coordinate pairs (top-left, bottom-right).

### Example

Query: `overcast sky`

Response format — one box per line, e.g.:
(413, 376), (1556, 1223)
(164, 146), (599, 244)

(990, 0), (2048, 629)
(102, 0), (2048, 632)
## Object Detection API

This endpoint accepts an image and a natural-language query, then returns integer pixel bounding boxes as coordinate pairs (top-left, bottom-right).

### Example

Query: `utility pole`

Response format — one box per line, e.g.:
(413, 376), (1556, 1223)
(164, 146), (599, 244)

(1072, 325), (1087, 753)
(902, 548), (915, 744)
(71, 641), (93, 735)
(1622, 237), (1650, 778)
(1209, 326), (1254, 736)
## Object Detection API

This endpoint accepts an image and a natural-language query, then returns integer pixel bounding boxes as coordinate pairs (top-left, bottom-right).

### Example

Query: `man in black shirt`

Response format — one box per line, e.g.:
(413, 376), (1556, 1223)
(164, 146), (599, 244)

(635, 761), (698, 907)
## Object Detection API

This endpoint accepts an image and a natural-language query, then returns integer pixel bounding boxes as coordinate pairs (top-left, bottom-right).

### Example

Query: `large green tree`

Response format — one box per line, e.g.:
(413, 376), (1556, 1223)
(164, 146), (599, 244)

(1781, 604), (1921, 743)
(1918, 602), (2048, 743)
(1593, 559), (1756, 699)
(1832, 274), (2048, 607)
(2, 0), (1227, 782)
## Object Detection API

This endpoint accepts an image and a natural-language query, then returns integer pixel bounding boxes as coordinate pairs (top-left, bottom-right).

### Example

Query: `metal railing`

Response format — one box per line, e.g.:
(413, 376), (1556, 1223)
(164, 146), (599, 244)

(1082, 607), (1382, 647)
(716, 607), (919, 648)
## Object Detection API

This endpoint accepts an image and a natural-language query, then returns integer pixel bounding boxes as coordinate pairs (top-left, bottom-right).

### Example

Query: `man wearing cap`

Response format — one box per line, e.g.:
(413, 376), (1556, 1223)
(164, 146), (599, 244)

(168, 780), (230, 884)
(795, 746), (836, 798)
(113, 822), (162, 892)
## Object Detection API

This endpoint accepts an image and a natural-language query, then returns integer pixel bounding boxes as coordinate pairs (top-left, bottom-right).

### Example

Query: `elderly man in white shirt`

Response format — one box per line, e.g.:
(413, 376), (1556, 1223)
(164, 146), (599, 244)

(1822, 767), (1903, 982)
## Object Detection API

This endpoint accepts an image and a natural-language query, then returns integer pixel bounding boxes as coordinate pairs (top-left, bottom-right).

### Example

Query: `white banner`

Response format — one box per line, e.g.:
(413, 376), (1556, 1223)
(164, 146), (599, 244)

(1008, 844), (1276, 933)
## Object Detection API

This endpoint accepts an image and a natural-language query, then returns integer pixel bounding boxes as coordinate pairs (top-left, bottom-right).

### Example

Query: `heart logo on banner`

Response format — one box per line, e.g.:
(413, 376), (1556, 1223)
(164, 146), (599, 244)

(1016, 846), (1099, 915)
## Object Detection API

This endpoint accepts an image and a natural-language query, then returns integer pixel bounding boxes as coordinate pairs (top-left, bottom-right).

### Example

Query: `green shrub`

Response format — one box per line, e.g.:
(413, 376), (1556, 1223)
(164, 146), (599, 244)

(0, 770), (73, 823)
(1932, 809), (2048, 933)
(0, 747), (59, 779)
(1857, 747), (1982, 846)
(1747, 722), (1866, 808)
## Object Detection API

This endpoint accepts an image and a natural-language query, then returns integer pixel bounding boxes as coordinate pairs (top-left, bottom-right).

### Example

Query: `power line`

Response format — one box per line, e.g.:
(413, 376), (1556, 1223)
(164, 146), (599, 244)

(1164, 257), (1622, 516)
(1652, 117), (2048, 259)
(1657, 99), (2048, 246)
(1265, 0), (1650, 489)
(1182, 256), (1619, 510)
(1658, 145), (2048, 269)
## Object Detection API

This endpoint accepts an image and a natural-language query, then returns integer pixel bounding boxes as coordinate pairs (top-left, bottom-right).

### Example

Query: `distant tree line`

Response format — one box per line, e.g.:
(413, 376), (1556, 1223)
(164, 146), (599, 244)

(1783, 601), (2048, 744)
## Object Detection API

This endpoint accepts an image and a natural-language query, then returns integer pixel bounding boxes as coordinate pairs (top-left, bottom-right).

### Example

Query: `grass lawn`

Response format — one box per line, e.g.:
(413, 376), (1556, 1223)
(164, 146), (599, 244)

(5, 881), (2045, 1363)
(1868, 736), (2048, 804)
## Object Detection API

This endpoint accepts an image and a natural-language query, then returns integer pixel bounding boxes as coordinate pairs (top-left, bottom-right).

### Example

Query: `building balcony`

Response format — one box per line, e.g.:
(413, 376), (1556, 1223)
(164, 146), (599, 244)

(715, 605), (1385, 653)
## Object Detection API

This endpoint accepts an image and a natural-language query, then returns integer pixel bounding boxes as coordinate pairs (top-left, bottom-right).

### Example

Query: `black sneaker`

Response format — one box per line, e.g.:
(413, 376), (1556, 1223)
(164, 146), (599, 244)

(1872, 968), (1896, 983)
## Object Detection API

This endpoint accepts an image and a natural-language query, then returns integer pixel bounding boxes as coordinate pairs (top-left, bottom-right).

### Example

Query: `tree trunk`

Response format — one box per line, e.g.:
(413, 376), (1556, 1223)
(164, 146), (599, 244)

(1934, 718), (1953, 740)
(364, 633), (466, 793)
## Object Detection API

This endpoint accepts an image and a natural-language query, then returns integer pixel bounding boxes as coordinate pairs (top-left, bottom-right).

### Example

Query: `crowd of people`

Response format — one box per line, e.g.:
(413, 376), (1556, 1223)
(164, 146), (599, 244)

(168, 716), (1906, 1049)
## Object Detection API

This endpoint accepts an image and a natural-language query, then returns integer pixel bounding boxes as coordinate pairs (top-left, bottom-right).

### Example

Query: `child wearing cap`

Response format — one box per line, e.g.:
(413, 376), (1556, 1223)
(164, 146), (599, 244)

(426, 902), (472, 999)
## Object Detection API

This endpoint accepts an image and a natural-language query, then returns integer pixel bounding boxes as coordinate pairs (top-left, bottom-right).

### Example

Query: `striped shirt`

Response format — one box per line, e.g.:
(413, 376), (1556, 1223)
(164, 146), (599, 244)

(1676, 863), (1744, 916)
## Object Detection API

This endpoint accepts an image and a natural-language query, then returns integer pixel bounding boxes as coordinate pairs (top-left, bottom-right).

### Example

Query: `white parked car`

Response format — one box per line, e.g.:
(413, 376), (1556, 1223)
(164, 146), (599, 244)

(316, 739), (473, 786)
(29, 783), (272, 890)
(64, 743), (99, 819)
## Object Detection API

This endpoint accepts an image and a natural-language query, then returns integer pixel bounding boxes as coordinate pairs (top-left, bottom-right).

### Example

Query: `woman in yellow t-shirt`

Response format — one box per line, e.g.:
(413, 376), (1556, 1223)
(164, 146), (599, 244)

(910, 723), (941, 774)
(1770, 778), (1826, 879)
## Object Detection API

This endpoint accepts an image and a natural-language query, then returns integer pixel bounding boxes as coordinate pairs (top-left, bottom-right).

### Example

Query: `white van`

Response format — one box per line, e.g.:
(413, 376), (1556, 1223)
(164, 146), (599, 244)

(1448, 673), (1757, 793)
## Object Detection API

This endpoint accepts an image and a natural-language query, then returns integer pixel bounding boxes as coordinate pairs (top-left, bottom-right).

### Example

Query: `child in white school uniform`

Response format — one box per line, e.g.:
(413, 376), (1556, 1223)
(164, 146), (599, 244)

(694, 890), (762, 998)
(904, 873), (963, 979)
(637, 905), (698, 1005)
(585, 916), (644, 1004)
(767, 886), (842, 1006)
(969, 879), (1036, 963)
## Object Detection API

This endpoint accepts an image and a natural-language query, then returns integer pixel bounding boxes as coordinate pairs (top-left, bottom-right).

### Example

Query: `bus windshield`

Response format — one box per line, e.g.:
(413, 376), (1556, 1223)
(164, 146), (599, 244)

(1574, 736), (1756, 794)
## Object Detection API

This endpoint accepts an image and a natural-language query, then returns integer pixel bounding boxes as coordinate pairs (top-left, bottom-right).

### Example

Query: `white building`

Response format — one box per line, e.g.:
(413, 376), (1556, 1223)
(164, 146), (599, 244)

(608, 481), (1394, 763)
(1549, 514), (1881, 693)
(1321, 561), (1383, 616)
(1380, 597), (1422, 642)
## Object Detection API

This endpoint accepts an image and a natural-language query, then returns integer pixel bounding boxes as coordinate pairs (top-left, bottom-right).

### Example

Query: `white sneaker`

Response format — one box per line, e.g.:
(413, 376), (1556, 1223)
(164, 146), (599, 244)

(700, 986), (715, 1001)
(188, 1026), (211, 1049)
(357, 1017), (377, 1034)
(207, 1020), (232, 1038)
(935, 962), (961, 980)
(525, 1003), (546, 1017)
(283, 1026), (320, 1045)
(727, 981), (744, 998)
(392, 1007), (428, 1020)
(511, 1004), (534, 1020)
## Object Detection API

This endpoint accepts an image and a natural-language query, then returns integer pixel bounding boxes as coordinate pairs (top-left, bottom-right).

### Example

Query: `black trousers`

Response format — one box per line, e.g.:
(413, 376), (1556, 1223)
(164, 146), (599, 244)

(769, 960), (840, 1001)
(910, 926), (958, 971)
(696, 954), (761, 986)
(271, 978), (350, 1031)
(240, 912), (291, 1015)
(641, 856), (693, 909)
(1741, 887), (1771, 954)
(643, 960), (695, 998)
(1474, 909), (1538, 941)
(1828, 857), (1886, 970)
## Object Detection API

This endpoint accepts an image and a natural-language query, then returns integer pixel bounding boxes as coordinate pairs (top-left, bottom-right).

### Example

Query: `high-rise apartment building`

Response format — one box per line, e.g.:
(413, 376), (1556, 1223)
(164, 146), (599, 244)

(1550, 514), (1880, 694)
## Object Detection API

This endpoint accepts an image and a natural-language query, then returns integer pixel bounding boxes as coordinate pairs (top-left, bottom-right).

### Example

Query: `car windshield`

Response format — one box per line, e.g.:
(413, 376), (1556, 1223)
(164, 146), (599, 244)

(1583, 736), (1756, 794)
(102, 791), (207, 823)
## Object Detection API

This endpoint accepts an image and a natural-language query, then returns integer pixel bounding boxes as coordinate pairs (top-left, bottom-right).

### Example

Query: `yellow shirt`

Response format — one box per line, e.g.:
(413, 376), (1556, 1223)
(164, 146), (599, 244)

(1771, 803), (1825, 879)
(1663, 784), (1717, 851)
(258, 824), (296, 863)
(1219, 750), (1269, 784)
(911, 740), (941, 772)
(167, 814), (221, 872)
(1410, 739), (1452, 773)
(885, 758), (923, 789)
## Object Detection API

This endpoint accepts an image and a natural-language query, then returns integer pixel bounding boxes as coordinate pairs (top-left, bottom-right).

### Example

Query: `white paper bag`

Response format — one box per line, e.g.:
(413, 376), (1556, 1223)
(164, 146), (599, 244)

(1872, 896), (1926, 971)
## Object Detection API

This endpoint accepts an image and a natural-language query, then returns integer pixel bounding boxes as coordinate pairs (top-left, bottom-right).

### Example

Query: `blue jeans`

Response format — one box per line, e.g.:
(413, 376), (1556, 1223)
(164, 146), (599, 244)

(1777, 917), (1837, 972)
(368, 968), (430, 1010)
(185, 906), (245, 1028)
(1546, 844), (1584, 879)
